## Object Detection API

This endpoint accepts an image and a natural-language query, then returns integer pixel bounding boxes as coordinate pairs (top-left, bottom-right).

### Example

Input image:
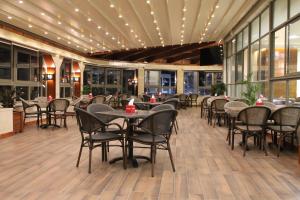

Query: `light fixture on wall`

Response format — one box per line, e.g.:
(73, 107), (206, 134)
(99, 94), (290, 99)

(72, 77), (80, 82)
(42, 74), (54, 80)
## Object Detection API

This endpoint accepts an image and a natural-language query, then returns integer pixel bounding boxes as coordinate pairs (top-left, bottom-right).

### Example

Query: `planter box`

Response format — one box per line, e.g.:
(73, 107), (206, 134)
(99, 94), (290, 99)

(0, 108), (13, 135)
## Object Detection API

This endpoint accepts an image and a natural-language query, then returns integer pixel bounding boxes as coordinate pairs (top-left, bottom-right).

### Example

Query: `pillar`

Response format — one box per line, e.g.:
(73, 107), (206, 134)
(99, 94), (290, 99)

(177, 68), (184, 94)
(137, 67), (144, 95)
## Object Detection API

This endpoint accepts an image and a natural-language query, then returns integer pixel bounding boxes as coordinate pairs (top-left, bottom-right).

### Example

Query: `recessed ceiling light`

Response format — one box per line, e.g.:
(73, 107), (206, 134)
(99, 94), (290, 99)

(112, 37), (115, 40)
(144, 46), (147, 49)
(126, 48), (129, 50)
(122, 45), (125, 48)
(205, 28), (208, 31)
(117, 41), (120, 44)
(216, 5), (219, 9)
(162, 44), (165, 47)
(183, 8), (187, 12)
(154, 20), (157, 23)
(18, 0), (23, 4)
(84, 48), (87, 51)
(125, 23), (129, 26)
(150, 11), (154, 15)
(138, 39), (141, 42)
(44, 31), (48, 34)
(90, 39), (93, 42)
(7, 16), (12, 19)
(103, 46), (106, 50)
(182, 24), (185, 27)
(181, 35), (184, 38)
(110, 4), (115, 8)
(208, 22), (211, 25)
(118, 14), (123, 18)
(87, 18), (92, 22)
(97, 26), (101, 29)
(28, 24), (32, 28)
(57, 37), (61, 40)
(76, 45), (79, 48)
(135, 35), (138, 38)
(130, 29), (134, 33)
(105, 32), (109, 35)
(182, 17), (186, 21)
(146, 0), (150, 4)
(75, 8), (79, 12)
(156, 27), (159, 30)
(203, 33), (206, 36)
(68, 41), (71, 44)
(58, 21), (61, 25)
(41, 13), (45, 16)
(81, 34), (84, 37)
(211, 14), (215, 18)
(96, 43), (99, 46)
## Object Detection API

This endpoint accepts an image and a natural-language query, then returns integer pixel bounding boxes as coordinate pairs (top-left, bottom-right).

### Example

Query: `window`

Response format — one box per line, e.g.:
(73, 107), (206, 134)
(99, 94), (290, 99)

(272, 80), (286, 104)
(145, 70), (160, 86)
(0, 86), (11, 103)
(227, 56), (235, 84)
(237, 32), (243, 51)
(227, 41), (232, 57)
(260, 8), (269, 36)
(288, 20), (300, 74)
(161, 71), (176, 94)
(236, 52), (243, 82)
(16, 86), (29, 100)
(184, 71), (197, 94)
(273, 0), (287, 28)
(17, 52), (30, 81)
(30, 87), (39, 100)
(289, 79), (300, 102)
(251, 17), (259, 42)
(243, 27), (249, 47)
(244, 49), (248, 79)
(251, 41), (259, 81)
(60, 59), (72, 83)
(106, 69), (120, 85)
(260, 35), (269, 80)
(0, 43), (11, 80)
(290, 0), (300, 18)
(272, 27), (285, 77)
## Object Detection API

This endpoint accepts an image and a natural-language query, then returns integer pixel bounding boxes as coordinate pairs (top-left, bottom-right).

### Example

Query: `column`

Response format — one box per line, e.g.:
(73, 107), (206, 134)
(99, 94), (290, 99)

(177, 68), (184, 94)
(137, 67), (144, 95)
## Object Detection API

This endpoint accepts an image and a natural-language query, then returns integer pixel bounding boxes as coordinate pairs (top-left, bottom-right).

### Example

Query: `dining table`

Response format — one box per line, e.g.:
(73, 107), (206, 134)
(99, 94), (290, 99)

(134, 101), (162, 109)
(96, 109), (154, 167)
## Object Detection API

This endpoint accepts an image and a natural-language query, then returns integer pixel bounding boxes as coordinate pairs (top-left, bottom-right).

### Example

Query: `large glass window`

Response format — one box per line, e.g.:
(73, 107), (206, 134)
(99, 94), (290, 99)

(251, 41), (259, 81)
(161, 71), (176, 94)
(272, 27), (285, 77)
(17, 52), (30, 81)
(260, 35), (270, 80)
(244, 49), (248, 79)
(272, 80), (286, 104)
(237, 32), (243, 51)
(16, 86), (29, 100)
(251, 17), (259, 42)
(243, 27), (249, 47)
(106, 69), (120, 85)
(60, 59), (72, 83)
(0, 43), (11, 80)
(273, 0), (288, 28)
(288, 20), (300, 74)
(290, 0), (300, 18)
(236, 52), (243, 82)
(289, 79), (300, 103)
(260, 8), (269, 36)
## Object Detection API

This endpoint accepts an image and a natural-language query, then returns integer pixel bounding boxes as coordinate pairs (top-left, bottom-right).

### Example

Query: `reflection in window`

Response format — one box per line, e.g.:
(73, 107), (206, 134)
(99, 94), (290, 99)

(260, 8), (269, 36)
(289, 79), (300, 102)
(288, 20), (300, 74)
(260, 81), (269, 100)
(273, 0), (287, 28)
(16, 86), (29, 100)
(184, 71), (197, 93)
(272, 80), (286, 104)
(250, 41), (259, 81)
(251, 17), (259, 42)
(107, 70), (120, 85)
(260, 35), (269, 80)
(0, 43), (11, 80)
(30, 87), (39, 100)
(273, 27), (285, 77)
(0, 86), (11, 102)
(17, 52), (30, 81)
(237, 32), (243, 51)
(236, 52), (243, 82)
(244, 49), (248, 79)
(60, 60), (72, 83)
(290, 0), (300, 18)
(145, 71), (160, 85)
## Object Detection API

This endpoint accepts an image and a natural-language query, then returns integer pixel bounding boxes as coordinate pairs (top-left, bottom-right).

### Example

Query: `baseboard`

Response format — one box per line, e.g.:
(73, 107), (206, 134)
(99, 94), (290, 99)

(0, 132), (14, 139)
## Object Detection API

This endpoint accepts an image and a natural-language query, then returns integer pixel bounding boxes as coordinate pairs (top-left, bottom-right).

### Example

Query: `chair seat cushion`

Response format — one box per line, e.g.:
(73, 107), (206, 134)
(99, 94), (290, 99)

(267, 125), (296, 132)
(86, 132), (122, 141)
(129, 132), (166, 144)
(235, 125), (263, 132)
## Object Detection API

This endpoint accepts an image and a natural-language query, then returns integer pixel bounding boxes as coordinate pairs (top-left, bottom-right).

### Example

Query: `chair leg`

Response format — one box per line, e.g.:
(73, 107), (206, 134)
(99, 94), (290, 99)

(167, 141), (175, 172)
(263, 132), (268, 156)
(277, 135), (283, 157)
(88, 143), (93, 174)
(122, 140), (127, 169)
(243, 133), (248, 157)
(76, 143), (83, 167)
(151, 145), (155, 177)
(231, 131), (235, 150)
(175, 119), (179, 130)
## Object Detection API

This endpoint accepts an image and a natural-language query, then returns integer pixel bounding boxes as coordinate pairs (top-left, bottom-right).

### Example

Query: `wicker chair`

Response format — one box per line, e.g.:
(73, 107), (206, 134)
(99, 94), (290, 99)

(178, 94), (188, 109)
(91, 95), (106, 104)
(75, 108), (125, 173)
(20, 97), (42, 127)
(189, 94), (199, 107)
(163, 98), (180, 133)
(210, 99), (228, 127)
(48, 99), (70, 128)
(233, 106), (271, 156)
(130, 109), (177, 176)
(150, 104), (174, 111)
(200, 96), (210, 118)
(267, 107), (300, 157)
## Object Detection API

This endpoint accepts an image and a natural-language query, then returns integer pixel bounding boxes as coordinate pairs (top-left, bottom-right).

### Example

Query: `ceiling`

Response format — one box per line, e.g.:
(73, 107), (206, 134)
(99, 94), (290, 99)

(0, 0), (258, 56)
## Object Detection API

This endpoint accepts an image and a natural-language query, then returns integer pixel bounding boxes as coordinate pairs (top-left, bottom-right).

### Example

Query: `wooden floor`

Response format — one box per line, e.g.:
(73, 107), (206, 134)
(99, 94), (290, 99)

(1, 107), (300, 200)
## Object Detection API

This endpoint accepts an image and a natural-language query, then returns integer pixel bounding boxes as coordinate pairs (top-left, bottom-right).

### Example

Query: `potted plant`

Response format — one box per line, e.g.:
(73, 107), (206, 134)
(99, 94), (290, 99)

(211, 82), (226, 96)
(0, 88), (15, 108)
(241, 73), (261, 105)
(82, 85), (91, 95)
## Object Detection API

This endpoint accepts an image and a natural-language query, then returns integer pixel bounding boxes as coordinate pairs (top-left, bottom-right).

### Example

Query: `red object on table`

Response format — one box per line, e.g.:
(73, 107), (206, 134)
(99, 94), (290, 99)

(125, 105), (136, 113)
(88, 93), (93, 99)
(150, 97), (156, 103)
(255, 102), (264, 106)
(48, 95), (52, 101)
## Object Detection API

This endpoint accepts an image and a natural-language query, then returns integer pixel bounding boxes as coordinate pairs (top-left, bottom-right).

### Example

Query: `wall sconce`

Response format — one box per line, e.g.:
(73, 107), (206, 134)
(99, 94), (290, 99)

(72, 77), (80, 82)
(132, 79), (138, 84)
(43, 74), (54, 80)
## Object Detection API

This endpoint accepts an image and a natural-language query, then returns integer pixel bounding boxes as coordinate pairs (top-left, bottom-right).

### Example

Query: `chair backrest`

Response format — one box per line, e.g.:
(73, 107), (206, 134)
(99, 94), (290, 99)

(151, 104), (174, 111)
(201, 96), (210, 107)
(237, 106), (271, 126)
(190, 94), (198, 100)
(91, 95), (106, 104)
(211, 99), (228, 111)
(224, 101), (248, 110)
(138, 109), (177, 136)
(19, 97), (31, 110)
(179, 94), (187, 101)
(75, 108), (105, 134)
(49, 99), (70, 112)
(163, 98), (179, 109)
(233, 98), (248, 104)
(87, 103), (116, 123)
(270, 106), (300, 127)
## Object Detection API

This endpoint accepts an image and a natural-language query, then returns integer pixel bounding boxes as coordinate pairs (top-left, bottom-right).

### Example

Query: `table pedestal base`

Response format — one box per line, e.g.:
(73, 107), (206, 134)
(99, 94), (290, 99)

(109, 155), (151, 168)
